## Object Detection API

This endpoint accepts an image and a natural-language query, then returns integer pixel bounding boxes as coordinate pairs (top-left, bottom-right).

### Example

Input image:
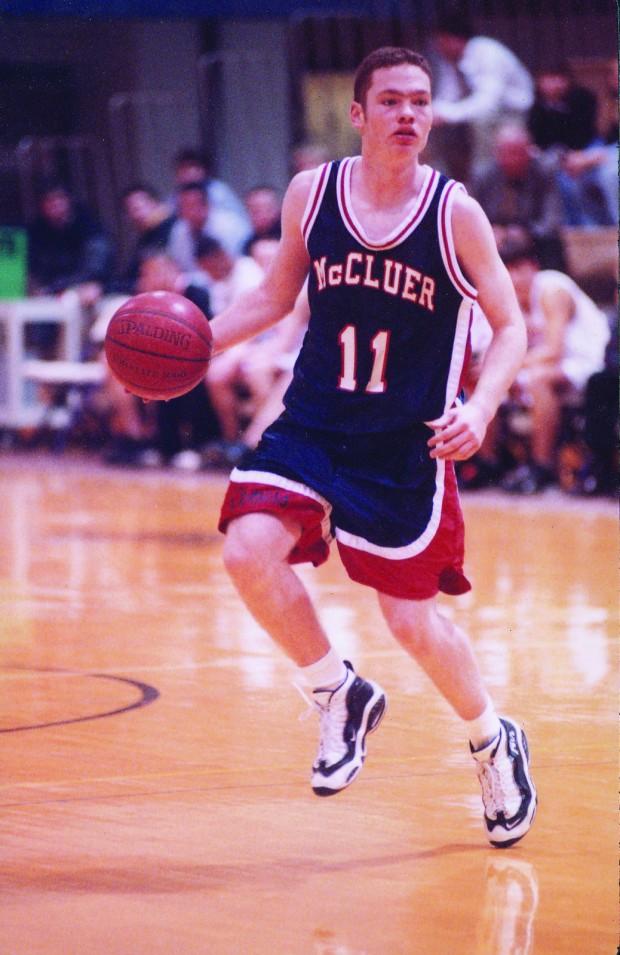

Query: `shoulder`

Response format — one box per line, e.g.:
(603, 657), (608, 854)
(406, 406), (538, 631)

(280, 166), (333, 239)
(450, 189), (493, 241)
(535, 270), (576, 312)
(284, 168), (326, 212)
(462, 36), (502, 63)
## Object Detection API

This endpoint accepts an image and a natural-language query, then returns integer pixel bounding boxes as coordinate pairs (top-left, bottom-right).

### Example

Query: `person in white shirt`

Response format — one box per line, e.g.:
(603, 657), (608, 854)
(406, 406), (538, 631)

(431, 14), (534, 176)
(166, 182), (251, 274)
(470, 237), (610, 493)
(195, 236), (268, 460)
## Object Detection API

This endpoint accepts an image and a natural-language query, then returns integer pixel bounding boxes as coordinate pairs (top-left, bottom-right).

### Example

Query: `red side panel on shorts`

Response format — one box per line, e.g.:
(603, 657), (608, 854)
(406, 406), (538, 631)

(219, 482), (331, 568)
(336, 463), (471, 600)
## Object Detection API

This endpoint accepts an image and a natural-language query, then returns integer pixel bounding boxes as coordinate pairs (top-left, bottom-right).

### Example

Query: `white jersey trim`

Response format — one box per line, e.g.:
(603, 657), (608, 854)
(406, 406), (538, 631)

(442, 298), (474, 413)
(337, 157), (441, 250)
(229, 467), (333, 543)
(301, 162), (332, 247)
(437, 180), (478, 300)
(334, 458), (446, 559)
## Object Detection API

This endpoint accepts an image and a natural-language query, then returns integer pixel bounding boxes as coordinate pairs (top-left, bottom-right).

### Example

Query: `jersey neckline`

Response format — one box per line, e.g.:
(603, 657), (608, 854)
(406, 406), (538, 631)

(337, 156), (440, 251)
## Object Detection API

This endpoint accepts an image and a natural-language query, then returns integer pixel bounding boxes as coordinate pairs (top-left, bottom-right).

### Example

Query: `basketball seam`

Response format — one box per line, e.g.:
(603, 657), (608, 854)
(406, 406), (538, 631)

(111, 307), (213, 348)
(105, 336), (211, 363)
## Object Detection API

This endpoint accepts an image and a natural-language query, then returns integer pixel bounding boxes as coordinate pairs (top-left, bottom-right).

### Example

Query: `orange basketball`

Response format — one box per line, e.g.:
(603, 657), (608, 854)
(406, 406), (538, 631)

(104, 291), (213, 400)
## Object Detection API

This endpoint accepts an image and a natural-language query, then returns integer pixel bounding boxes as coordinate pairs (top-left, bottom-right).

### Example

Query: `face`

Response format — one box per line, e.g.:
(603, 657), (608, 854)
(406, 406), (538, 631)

(351, 64), (433, 156)
(245, 189), (280, 231)
(175, 162), (207, 186)
(198, 249), (232, 281)
(537, 72), (570, 100)
(435, 32), (467, 63)
(178, 190), (208, 229)
(124, 191), (157, 228)
(41, 189), (72, 227)
(138, 256), (179, 293)
(495, 132), (531, 177)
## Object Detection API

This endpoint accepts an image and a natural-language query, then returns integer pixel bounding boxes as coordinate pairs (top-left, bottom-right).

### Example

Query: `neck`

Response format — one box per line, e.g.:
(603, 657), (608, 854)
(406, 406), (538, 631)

(357, 149), (424, 204)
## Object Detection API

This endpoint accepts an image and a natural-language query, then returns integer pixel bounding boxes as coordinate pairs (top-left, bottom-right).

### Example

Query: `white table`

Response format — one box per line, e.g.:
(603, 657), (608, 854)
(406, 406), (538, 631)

(0, 294), (82, 428)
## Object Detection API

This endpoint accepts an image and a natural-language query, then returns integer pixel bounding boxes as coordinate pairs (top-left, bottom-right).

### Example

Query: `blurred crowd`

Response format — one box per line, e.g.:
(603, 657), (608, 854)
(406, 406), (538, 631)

(7, 15), (618, 496)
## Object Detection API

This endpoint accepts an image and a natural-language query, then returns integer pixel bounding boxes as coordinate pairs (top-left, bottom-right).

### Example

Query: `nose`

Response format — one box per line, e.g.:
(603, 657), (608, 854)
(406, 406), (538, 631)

(398, 102), (415, 122)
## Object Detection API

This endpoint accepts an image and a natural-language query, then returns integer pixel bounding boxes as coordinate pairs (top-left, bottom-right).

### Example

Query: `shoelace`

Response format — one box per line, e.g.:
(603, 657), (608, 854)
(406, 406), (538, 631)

(478, 753), (520, 819)
(293, 681), (348, 763)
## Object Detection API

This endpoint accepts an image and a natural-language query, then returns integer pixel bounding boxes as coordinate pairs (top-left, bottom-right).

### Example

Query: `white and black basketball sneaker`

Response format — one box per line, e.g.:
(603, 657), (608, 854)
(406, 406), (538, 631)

(311, 661), (386, 797)
(472, 717), (537, 848)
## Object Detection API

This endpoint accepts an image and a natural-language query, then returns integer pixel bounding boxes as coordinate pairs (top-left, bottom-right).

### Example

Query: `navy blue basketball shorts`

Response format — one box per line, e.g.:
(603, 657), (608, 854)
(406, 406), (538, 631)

(218, 413), (471, 601)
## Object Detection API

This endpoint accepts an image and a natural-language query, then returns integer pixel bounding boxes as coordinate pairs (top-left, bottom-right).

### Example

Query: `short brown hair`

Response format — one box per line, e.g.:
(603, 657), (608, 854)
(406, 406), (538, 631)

(353, 47), (432, 108)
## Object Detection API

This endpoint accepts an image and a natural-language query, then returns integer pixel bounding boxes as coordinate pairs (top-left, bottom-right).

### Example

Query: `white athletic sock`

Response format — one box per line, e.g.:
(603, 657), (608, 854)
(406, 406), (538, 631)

(300, 648), (347, 691)
(465, 701), (502, 752)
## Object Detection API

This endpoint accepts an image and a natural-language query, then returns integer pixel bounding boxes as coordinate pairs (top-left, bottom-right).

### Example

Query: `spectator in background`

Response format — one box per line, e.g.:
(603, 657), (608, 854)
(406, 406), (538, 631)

(99, 250), (219, 469)
(195, 235), (265, 466)
(498, 237), (610, 494)
(242, 287), (310, 450)
(167, 182), (251, 274)
(117, 183), (176, 293)
(26, 179), (114, 356)
(27, 180), (113, 301)
(470, 122), (566, 269)
(172, 147), (250, 230)
(242, 185), (281, 255)
(528, 64), (618, 226)
(290, 141), (330, 175)
(246, 236), (281, 273)
(430, 13), (534, 180)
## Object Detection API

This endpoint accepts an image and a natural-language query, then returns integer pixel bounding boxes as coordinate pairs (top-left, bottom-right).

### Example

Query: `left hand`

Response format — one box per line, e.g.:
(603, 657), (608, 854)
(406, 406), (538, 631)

(425, 402), (488, 461)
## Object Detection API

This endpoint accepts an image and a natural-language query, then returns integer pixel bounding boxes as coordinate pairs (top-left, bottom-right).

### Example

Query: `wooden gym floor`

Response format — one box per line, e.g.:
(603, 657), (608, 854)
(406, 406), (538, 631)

(0, 452), (617, 955)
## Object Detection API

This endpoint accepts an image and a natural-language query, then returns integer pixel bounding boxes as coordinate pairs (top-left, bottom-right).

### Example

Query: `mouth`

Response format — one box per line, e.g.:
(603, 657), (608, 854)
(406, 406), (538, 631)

(392, 128), (417, 141)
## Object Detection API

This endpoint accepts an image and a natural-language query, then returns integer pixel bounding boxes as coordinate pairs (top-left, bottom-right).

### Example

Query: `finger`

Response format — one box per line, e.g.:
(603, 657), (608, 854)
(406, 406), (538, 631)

(430, 433), (478, 459)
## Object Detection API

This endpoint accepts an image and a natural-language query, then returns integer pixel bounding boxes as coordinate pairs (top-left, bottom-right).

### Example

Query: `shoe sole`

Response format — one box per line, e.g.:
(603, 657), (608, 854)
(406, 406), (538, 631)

(312, 689), (387, 798)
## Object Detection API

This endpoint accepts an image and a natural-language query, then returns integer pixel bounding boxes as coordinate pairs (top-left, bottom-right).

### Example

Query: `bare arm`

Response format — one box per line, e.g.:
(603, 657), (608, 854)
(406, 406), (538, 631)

(209, 173), (313, 355)
(427, 192), (527, 461)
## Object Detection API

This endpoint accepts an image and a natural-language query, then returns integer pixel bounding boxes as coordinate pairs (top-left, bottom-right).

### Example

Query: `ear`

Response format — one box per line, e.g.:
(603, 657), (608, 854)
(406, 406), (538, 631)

(350, 100), (365, 132)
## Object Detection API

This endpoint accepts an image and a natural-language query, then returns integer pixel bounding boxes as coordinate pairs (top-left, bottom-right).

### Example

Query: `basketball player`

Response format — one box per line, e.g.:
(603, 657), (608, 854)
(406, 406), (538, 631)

(209, 47), (536, 847)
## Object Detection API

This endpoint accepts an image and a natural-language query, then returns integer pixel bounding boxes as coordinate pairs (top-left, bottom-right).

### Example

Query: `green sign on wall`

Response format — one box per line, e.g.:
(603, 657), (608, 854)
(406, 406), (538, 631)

(0, 228), (27, 300)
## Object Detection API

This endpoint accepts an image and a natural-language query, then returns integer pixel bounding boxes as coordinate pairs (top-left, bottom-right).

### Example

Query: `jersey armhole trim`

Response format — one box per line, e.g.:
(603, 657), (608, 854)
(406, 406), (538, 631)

(301, 162), (332, 247)
(438, 181), (478, 300)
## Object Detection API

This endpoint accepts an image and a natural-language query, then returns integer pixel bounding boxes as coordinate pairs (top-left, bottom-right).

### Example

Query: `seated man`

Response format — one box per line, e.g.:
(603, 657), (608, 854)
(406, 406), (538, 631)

(469, 122), (566, 270)
(97, 251), (219, 468)
(27, 179), (114, 356)
(498, 237), (610, 493)
(195, 236), (265, 464)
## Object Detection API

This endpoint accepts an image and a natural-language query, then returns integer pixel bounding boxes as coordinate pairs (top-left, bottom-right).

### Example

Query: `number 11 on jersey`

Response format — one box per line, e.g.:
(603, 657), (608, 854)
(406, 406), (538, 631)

(338, 325), (391, 393)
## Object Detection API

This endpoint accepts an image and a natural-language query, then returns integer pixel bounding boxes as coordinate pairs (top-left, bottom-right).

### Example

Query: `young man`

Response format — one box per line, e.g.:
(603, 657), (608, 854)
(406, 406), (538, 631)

(209, 47), (536, 847)
(499, 237), (611, 493)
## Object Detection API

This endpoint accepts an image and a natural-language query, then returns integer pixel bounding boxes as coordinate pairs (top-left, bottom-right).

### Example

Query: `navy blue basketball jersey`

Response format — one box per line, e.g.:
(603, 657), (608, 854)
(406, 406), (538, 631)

(283, 157), (478, 432)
